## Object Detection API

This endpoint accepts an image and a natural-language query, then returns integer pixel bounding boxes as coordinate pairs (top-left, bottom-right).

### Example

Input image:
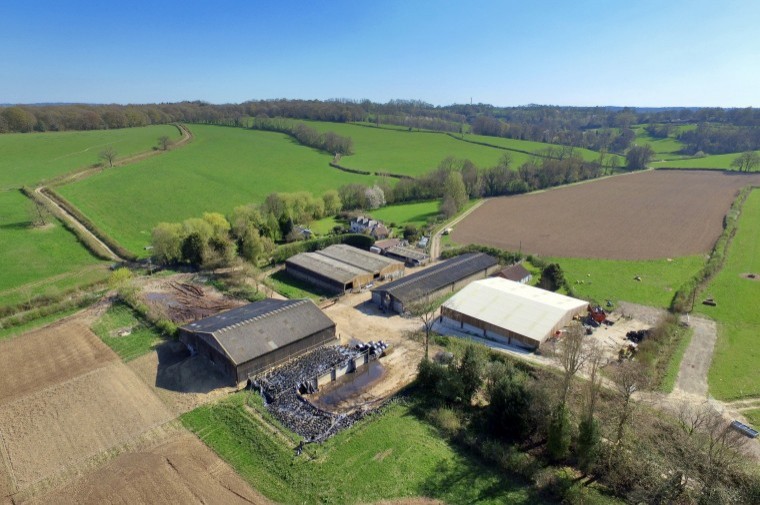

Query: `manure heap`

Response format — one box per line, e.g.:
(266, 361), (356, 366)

(252, 344), (387, 442)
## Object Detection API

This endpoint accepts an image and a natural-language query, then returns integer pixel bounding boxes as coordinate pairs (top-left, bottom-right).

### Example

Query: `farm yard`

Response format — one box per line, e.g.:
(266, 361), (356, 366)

(451, 170), (760, 260)
(699, 190), (760, 400)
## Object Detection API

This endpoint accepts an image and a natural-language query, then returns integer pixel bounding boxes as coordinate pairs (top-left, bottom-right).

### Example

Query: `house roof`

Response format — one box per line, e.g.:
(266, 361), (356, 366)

(286, 251), (371, 284)
(442, 277), (587, 344)
(316, 244), (402, 275)
(181, 299), (335, 366)
(371, 252), (498, 305)
(495, 263), (532, 282)
(386, 245), (429, 262)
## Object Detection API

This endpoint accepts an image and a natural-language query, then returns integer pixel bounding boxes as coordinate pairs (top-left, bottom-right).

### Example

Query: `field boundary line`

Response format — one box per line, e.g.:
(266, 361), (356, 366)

(0, 427), (18, 495)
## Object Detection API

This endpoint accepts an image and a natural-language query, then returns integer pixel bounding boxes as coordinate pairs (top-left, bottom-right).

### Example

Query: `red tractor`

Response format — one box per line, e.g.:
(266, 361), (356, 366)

(588, 305), (606, 324)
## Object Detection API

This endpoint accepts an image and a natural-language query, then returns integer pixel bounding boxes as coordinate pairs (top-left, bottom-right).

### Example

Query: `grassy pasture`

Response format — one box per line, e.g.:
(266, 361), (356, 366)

(304, 121), (514, 176)
(632, 125), (688, 160)
(0, 190), (107, 305)
(551, 255), (706, 308)
(462, 133), (624, 165)
(656, 150), (760, 170)
(745, 409), (760, 430)
(91, 303), (163, 361)
(0, 125), (181, 189)
(58, 125), (375, 255)
(181, 393), (539, 505)
(369, 200), (441, 227)
(700, 190), (760, 400)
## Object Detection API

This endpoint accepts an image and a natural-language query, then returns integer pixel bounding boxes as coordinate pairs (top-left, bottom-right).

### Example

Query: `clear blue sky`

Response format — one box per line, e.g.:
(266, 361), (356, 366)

(1, 0), (758, 107)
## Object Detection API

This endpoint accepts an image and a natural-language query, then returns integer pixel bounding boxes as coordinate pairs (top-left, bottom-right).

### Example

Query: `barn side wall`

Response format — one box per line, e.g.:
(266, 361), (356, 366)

(235, 325), (337, 382)
(285, 263), (347, 294)
(179, 330), (238, 384)
(440, 308), (541, 349)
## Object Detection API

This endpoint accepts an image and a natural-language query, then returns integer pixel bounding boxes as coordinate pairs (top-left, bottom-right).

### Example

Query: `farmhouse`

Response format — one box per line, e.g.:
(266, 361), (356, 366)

(371, 252), (499, 313)
(349, 216), (388, 239)
(286, 244), (404, 294)
(179, 298), (336, 385)
(384, 245), (430, 267)
(439, 277), (587, 349)
(493, 263), (532, 284)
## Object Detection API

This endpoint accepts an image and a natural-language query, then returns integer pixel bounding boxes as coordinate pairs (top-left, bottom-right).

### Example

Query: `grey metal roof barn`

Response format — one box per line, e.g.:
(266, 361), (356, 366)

(285, 245), (404, 294)
(371, 252), (499, 313)
(179, 299), (336, 384)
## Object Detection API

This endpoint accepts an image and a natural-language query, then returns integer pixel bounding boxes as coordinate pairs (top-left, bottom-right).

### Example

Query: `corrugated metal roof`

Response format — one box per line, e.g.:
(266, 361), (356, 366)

(316, 244), (402, 275)
(495, 263), (531, 282)
(386, 245), (429, 262)
(372, 252), (498, 304)
(181, 299), (335, 365)
(442, 278), (587, 343)
(286, 252), (370, 284)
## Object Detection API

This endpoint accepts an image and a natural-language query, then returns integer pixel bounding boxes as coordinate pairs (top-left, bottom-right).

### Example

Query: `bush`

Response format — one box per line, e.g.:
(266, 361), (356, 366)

(427, 407), (462, 437)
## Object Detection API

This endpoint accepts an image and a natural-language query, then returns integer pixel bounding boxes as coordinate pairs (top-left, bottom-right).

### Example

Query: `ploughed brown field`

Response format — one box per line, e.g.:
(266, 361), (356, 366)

(452, 170), (760, 260)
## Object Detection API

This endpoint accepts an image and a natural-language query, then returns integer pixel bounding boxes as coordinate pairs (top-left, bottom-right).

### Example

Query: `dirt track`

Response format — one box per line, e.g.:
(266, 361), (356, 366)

(26, 431), (269, 505)
(452, 170), (760, 260)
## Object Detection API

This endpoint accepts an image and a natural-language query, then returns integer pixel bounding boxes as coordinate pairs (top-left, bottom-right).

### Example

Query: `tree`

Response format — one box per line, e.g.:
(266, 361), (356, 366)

(151, 222), (183, 264)
(458, 345), (483, 404)
(556, 322), (589, 409)
(407, 291), (439, 360)
(547, 404), (572, 461)
(99, 145), (117, 168)
(625, 144), (655, 170)
(730, 151), (760, 172)
(27, 198), (52, 227)
(576, 347), (603, 474)
(364, 185), (385, 210)
(322, 189), (342, 215)
(158, 135), (172, 150)
(486, 362), (533, 441)
(538, 263), (564, 291)
(609, 361), (646, 459)
(441, 170), (468, 217)
(181, 232), (206, 266)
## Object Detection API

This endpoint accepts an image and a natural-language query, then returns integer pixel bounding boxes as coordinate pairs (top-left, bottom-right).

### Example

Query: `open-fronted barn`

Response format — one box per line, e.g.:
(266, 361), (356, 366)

(440, 277), (587, 349)
(179, 298), (336, 385)
(371, 252), (499, 313)
(316, 244), (404, 280)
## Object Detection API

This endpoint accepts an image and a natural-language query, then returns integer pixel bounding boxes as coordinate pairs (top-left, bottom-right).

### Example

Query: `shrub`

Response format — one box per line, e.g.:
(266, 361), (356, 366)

(427, 407), (462, 436)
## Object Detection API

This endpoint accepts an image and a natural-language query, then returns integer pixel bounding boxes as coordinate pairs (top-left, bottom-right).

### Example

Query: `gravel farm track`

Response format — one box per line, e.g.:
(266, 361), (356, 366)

(452, 170), (760, 260)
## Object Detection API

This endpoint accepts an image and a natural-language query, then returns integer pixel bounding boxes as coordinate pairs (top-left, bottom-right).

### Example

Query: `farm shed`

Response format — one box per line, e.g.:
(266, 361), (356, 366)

(179, 299), (336, 385)
(286, 251), (375, 294)
(440, 277), (587, 349)
(384, 245), (430, 267)
(493, 263), (532, 284)
(316, 244), (404, 281)
(371, 252), (499, 313)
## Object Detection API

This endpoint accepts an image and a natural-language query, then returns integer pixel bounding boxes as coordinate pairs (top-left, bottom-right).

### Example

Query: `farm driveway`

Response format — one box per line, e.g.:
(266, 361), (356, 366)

(673, 315), (717, 398)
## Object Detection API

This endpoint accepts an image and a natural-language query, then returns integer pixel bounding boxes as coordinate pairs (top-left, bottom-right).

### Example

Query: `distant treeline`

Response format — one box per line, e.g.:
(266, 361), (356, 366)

(3, 99), (760, 155)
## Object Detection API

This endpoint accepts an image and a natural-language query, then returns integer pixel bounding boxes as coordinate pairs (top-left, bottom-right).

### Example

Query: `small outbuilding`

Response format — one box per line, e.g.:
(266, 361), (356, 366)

(384, 245), (430, 267)
(179, 298), (336, 385)
(371, 252), (499, 313)
(439, 277), (588, 350)
(493, 263), (532, 284)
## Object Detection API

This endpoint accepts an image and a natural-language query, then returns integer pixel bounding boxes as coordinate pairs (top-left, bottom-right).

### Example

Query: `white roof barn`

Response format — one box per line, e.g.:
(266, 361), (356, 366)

(440, 277), (588, 349)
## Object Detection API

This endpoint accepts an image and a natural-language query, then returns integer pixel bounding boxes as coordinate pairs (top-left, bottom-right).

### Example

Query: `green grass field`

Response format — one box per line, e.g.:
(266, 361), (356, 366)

(0, 125), (181, 189)
(58, 125), (375, 255)
(309, 216), (340, 235)
(181, 393), (540, 504)
(266, 270), (331, 300)
(305, 121), (520, 175)
(462, 133), (624, 165)
(744, 409), (760, 430)
(656, 150), (760, 170)
(699, 190), (760, 400)
(547, 256), (705, 308)
(91, 303), (163, 361)
(0, 190), (108, 305)
(660, 327), (694, 393)
(632, 126), (688, 160)
(369, 200), (441, 227)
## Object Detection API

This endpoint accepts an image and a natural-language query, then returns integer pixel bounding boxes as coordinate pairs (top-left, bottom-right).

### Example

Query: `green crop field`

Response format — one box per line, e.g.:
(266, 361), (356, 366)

(462, 133), (624, 165)
(632, 125), (688, 160)
(58, 125), (376, 255)
(304, 121), (518, 175)
(549, 255), (705, 308)
(0, 124), (181, 189)
(656, 150), (760, 170)
(91, 303), (163, 361)
(181, 393), (540, 505)
(699, 190), (760, 400)
(0, 190), (107, 306)
(369, 200), (441, 227)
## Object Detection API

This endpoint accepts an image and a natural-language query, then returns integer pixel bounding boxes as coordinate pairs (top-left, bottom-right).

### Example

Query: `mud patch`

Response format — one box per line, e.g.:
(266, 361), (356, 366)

(741, 272), (760, 281)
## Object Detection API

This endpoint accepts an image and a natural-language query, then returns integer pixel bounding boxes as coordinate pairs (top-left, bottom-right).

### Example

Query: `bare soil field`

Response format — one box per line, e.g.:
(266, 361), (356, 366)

(0, 363), (172, 489)
(143, 274), (243, 325)
(452, 170), (760, 260)
(0, 318), (116, 406)
(25, 430), (269, 505)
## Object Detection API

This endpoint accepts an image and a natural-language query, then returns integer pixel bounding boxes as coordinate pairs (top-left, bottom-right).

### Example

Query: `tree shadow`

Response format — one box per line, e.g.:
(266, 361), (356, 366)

(0, 220), (33, 230)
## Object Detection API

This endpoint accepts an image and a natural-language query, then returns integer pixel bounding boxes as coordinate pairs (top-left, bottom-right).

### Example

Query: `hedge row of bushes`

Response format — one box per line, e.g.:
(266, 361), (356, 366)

(0, 291), (100, 331)
(42, 188), (137, 261)
(271, 233), (374, 264)
(671, 185), (755, 312)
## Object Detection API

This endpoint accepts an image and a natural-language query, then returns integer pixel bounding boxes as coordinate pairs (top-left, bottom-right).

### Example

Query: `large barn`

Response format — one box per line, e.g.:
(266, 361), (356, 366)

(285, 244), (404, 294)
(439, 277), (588, 349)
(371, 252), (499, 313)
(179, 298), (336, 385)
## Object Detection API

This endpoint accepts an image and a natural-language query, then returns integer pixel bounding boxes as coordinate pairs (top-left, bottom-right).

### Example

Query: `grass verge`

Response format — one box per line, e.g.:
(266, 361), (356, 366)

(659, 327), (694, 393)
(266, 270), (331, 300)
(91, 302), (164, 361)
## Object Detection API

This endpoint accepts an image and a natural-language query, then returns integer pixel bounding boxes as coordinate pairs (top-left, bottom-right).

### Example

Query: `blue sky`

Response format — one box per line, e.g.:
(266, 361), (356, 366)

(1, 0), (758, 106)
